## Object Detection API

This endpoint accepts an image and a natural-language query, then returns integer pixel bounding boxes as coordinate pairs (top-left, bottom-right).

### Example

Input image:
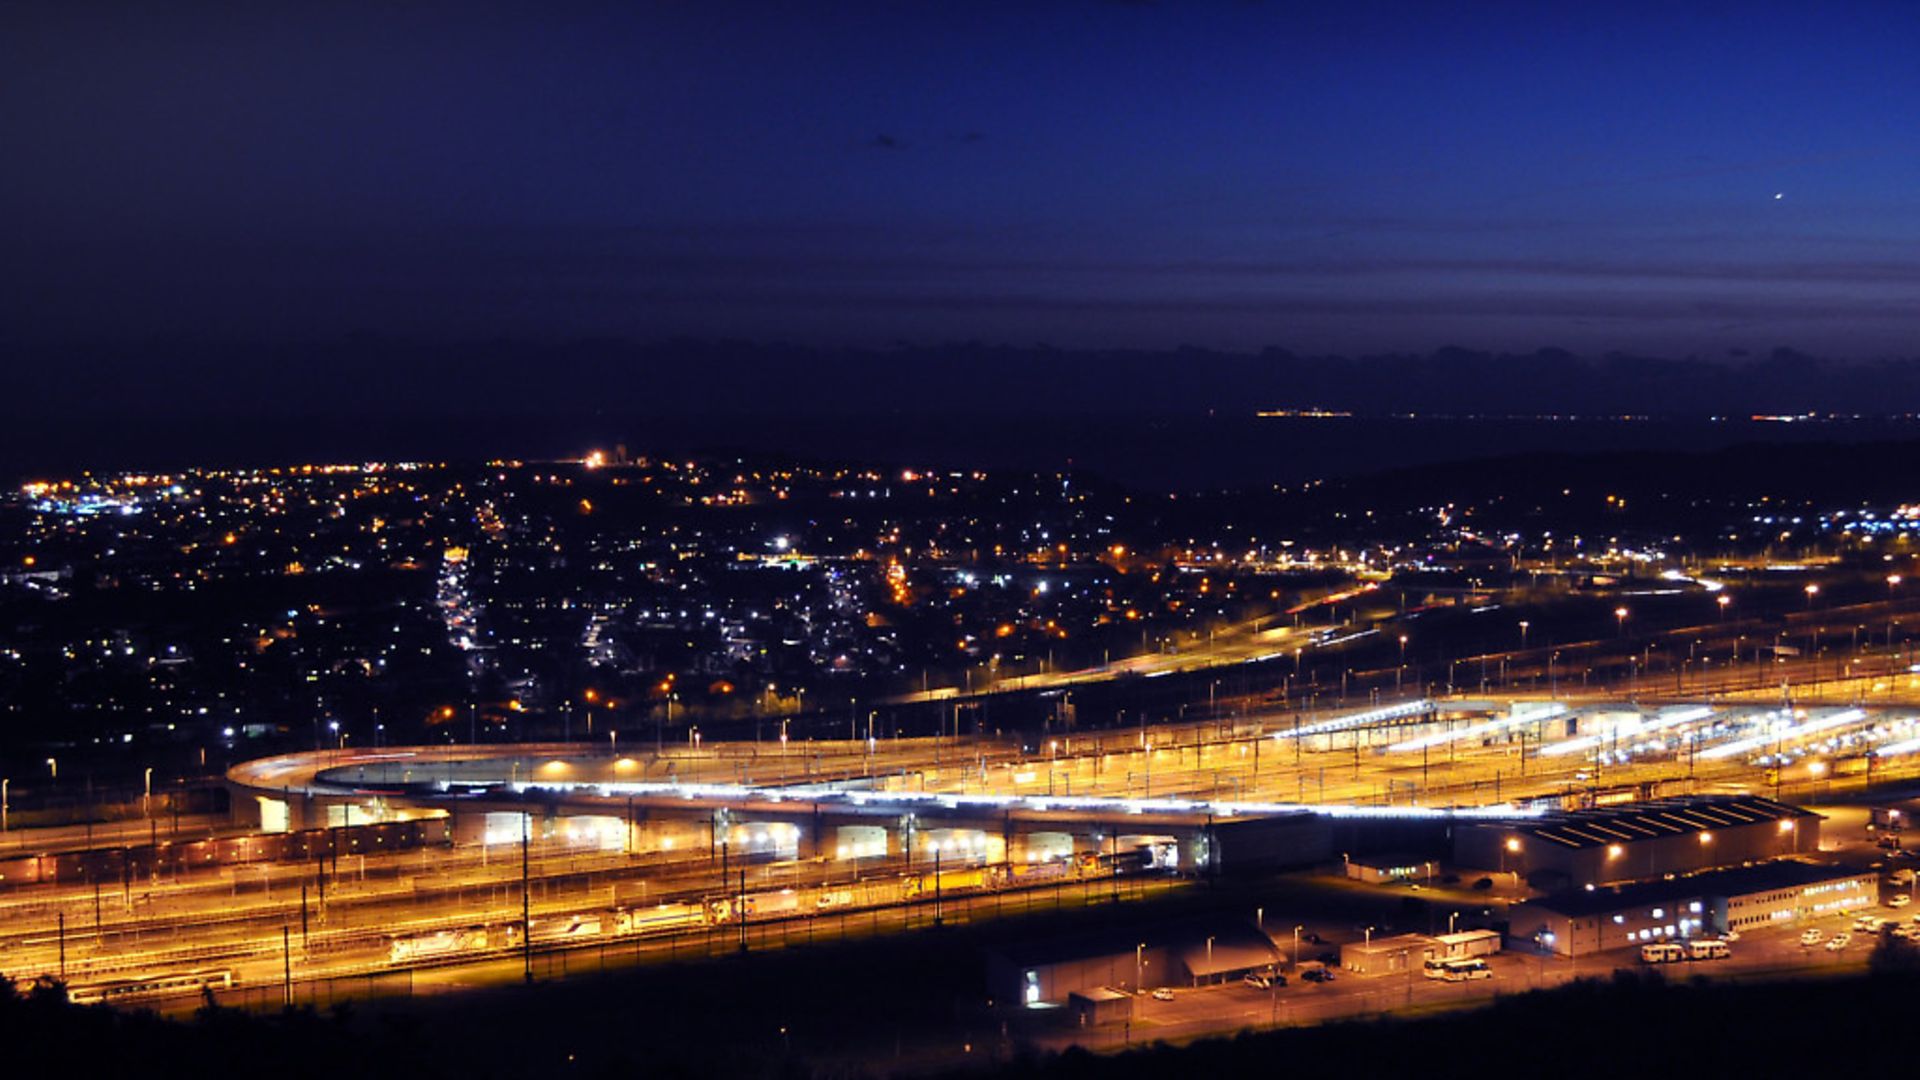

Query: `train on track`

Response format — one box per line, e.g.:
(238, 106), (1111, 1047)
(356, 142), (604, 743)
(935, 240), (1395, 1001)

(0, 818), (448, 890)
(379, 855), (1125, 965)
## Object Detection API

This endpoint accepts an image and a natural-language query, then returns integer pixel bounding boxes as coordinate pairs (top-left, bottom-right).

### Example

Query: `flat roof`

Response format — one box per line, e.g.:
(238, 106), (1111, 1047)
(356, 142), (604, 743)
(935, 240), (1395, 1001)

(1527, 859), (1869, 917)
(1343, 933), (1436, 955)
(1348, 852), (1441, 869)
(1434, 929), (1501, 944)
(1479, 795), (1817, 852)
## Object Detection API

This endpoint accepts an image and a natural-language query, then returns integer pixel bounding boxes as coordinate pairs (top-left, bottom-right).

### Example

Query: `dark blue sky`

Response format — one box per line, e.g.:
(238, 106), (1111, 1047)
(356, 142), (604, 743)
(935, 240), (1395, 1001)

(6, 1), (1919, 356)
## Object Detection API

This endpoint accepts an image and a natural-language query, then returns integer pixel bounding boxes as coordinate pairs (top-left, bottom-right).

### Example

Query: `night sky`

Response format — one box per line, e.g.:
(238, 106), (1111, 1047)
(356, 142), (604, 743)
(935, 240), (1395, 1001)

(6, 2), (1920, 357)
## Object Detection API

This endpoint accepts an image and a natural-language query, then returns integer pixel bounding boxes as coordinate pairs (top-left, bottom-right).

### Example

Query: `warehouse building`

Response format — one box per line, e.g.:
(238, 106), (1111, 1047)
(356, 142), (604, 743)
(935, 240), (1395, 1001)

(1512, 859), (1872, 956)
(1511, 880), (1710, 956)
(1455, 795), (1820, 889)
(989, 919), (1279, 1006)
(1344, 852), (1442, 885)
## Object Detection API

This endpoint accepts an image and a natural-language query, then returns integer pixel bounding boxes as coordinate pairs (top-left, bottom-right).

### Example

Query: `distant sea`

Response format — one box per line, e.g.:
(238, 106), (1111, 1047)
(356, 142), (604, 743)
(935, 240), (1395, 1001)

(5, 413), (1919, 493)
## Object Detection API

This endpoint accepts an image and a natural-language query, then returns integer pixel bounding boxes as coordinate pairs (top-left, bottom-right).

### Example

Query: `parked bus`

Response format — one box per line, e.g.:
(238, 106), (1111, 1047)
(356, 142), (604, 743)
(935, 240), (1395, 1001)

(1440, 958), (1493, 981)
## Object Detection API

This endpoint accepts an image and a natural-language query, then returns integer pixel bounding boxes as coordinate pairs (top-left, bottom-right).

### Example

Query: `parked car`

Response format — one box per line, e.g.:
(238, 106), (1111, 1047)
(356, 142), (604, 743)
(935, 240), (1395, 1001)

(1243, 974), (1272, 990)
(1891, 893), (1911, 909)
(1150, 987), (1175, 1001)
(1801, 928), (1825, 946)
(1826, 932), (1853, 951)
(1301, 968), (1334, 983)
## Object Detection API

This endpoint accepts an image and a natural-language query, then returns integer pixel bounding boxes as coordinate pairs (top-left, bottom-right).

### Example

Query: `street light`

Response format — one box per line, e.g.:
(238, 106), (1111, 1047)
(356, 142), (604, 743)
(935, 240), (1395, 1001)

(1717, 594), (1731, 620)
(1614, 607), (1629, 637)
(1805, 583), (1820, 610)
(1519, 621), (1530, 651)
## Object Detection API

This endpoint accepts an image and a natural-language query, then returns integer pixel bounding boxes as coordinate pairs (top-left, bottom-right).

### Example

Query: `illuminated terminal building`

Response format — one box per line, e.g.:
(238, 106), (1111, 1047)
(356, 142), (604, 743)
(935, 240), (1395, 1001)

(1513, 860), (1875, 956)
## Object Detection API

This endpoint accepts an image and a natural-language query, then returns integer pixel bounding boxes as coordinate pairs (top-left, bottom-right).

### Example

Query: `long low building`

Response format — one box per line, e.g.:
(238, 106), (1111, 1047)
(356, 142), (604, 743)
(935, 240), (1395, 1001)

(988, 920), (1280, 1006)
(1341, 933), (1439, 976)
(1455, 795), (1821, 890)
(1512, 859), (1875, 956)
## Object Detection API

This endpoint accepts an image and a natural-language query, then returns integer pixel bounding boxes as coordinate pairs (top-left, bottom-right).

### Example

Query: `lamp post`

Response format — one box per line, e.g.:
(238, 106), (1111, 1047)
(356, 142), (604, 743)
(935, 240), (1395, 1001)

(1615, 607), (1629, 638)
(1805, 583), (1820, 610)
(1519, 621), (1530, 652)
(1293, 925), (1303, 971)
(1136, 942), (1146, 992)
(1717, 594), (1731, 621)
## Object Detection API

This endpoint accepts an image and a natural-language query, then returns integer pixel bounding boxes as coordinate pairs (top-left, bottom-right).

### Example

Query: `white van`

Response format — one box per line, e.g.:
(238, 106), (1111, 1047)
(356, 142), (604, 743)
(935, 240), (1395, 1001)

(1640, 942), (1686, 964)
(1687, 939), (1730, 961)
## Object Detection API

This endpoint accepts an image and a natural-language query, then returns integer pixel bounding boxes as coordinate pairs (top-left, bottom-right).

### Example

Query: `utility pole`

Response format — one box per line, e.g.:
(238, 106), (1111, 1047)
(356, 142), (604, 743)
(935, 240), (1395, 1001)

(521, 812), (533, 984)
(282, 925), (292, 1006)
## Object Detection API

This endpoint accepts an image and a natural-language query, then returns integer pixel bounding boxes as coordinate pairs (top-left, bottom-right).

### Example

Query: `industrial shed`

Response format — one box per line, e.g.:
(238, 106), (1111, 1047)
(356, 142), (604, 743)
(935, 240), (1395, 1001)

(1172, 924), (1282, 985)
(1340, 933), (1437, 976)
(1455, 795), (1820, 889)
(988, 919), (1278, 1005)
(1433, 929), (1502, 958)
(1069, 988), (1134, 1026)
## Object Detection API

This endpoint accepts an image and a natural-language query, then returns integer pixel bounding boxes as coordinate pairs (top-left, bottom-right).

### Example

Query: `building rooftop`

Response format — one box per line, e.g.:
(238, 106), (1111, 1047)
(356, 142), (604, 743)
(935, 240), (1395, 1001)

(1494, 795), (1817, 852)
(1342, 933), (1436, 955)
(1527, 859), (1868, 918)
(991, 918), (1270, 970)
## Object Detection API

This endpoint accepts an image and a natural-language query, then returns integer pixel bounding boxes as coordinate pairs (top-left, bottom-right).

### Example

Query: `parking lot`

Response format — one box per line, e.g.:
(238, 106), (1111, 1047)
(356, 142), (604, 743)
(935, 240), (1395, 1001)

(1041, 889), (1913, 1052)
